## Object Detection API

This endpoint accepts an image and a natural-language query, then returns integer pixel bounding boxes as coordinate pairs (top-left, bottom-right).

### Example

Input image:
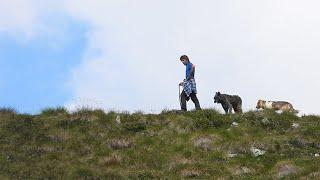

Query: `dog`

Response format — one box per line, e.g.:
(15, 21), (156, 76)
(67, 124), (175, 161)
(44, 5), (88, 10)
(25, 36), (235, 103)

(256, 100), (298, 113)
(214, 92), (243, 114)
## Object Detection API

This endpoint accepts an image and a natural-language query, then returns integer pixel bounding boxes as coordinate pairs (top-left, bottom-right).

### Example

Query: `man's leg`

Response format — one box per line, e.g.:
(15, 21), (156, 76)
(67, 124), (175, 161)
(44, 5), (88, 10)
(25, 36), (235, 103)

(190, 93), (201, 110)
(180, 91), (188, 111)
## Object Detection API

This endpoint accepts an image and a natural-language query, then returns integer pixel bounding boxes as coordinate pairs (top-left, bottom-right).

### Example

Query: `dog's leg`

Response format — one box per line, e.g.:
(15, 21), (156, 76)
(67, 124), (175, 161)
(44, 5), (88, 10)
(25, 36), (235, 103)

(227, 102), (233, 114)
(236, 103), (243, 114)
(232, 104), (238, 114)
(222, 104), (228, 114)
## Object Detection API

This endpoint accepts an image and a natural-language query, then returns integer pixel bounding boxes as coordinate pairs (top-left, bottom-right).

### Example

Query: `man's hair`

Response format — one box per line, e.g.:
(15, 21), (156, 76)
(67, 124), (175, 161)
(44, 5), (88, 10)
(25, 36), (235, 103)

(180, 55), (189, 62)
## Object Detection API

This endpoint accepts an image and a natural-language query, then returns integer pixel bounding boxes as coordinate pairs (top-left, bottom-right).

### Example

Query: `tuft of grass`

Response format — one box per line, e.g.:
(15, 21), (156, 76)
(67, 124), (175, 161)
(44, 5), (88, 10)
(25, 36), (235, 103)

(40, 107), (68, 116)
(0, 107), (17, 115)
(69, 108), (107, 122)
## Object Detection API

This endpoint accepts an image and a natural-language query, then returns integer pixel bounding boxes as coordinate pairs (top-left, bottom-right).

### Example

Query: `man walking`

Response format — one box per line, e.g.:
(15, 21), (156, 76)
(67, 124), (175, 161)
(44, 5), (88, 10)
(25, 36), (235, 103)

(179, 55), (201, 111)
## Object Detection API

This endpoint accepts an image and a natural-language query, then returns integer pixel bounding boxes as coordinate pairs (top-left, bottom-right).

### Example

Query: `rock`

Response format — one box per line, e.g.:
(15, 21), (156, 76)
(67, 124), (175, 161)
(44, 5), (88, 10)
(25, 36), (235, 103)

(278, 164), (298, 178)
(315, 153), (320, 157)
(6, 155), (13, 161)
(262, 118), (270, 124)
(227, 153), (237, 158)
(231, 122), (239, 127)
(250, 147), (265, 157)
(115, 115), (121, 124)
(292, 123), (300, 128)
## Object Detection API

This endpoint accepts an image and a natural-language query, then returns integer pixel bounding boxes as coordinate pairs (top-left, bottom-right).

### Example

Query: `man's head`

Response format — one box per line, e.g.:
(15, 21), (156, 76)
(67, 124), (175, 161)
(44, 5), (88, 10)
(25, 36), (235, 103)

(180, 55), (189, 65)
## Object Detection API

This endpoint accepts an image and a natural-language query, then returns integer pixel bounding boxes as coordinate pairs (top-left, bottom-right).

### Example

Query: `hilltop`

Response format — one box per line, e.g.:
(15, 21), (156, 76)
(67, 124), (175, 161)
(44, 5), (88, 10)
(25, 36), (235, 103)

(0, 108), (320, 179)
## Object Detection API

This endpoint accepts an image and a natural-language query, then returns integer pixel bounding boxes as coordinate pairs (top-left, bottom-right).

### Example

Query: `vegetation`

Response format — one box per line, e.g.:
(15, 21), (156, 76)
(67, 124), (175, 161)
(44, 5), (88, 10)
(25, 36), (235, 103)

(0, 107), (319, 179)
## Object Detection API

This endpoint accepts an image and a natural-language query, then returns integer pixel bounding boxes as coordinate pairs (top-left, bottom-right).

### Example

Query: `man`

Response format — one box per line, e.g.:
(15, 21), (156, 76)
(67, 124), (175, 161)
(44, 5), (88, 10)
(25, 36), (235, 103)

(179, 55), (201, 111)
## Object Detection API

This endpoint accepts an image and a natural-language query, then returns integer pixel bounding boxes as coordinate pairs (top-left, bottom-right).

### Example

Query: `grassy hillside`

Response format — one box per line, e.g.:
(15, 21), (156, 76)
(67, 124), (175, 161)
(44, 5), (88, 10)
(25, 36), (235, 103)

(0, 108), (320, 179)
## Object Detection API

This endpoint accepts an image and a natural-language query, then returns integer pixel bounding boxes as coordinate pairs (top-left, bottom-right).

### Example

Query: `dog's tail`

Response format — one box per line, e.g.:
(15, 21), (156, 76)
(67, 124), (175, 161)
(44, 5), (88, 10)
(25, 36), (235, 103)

(291, 109), (299, 114)
(289, 104), (299, 114)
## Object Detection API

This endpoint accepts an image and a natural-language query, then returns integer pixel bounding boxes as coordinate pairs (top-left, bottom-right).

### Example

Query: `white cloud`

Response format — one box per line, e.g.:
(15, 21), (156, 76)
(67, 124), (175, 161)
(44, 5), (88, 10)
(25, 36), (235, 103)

(0, 0), (39, 39)
(0, 0), (66, 42)
(65, 0), (320, 114)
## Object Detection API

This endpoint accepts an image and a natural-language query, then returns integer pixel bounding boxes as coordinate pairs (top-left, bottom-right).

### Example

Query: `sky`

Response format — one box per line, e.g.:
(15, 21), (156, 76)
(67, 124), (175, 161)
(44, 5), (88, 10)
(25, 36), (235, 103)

(1, 0), (320, 115)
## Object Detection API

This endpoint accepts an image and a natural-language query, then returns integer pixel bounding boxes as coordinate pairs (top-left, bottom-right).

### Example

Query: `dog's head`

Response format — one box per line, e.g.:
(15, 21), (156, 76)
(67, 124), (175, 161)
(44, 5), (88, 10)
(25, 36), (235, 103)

(256, 100), (266, 109)
(214, 92), (221, 103)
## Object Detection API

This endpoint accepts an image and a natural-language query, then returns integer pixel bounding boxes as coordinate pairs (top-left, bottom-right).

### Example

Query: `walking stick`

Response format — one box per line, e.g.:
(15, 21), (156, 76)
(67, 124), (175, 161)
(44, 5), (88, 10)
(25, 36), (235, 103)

(179, 84), (182, 108)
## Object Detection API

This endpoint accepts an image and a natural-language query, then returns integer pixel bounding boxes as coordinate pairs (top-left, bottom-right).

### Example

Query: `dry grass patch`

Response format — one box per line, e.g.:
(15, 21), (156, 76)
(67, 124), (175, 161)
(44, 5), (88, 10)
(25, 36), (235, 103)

(193, 136), (214, 151)
(108, 139), (133, 150)
(274, 161), (299, 178)
(169, 155), (195, 170)
(301, 171), (320, 179)
(181, 168), (202, 178)
(48, 131), (70, 142)
(99, 154), (122, 166)
(230, 165), (253, 176)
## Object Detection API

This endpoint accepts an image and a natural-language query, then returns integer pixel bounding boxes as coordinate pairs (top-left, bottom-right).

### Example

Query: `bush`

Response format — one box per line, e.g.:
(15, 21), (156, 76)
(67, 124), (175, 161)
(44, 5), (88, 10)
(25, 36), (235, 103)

(0, 107), (17, 115)
(120, 113), (147, 132)
(184, 109), (230, 129)
(245, 110), (293, 131)
(40, 107), (68, 116)
(123, 120), (146, 132)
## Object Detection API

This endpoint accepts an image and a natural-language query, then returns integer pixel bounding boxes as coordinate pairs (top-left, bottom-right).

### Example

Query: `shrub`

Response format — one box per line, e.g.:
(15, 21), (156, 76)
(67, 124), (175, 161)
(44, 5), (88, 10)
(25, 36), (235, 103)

(40, 107), (68, 116)
(123, 121), (146, 132)
(184, 109), (230, 129)
(0, 107), (17, 115)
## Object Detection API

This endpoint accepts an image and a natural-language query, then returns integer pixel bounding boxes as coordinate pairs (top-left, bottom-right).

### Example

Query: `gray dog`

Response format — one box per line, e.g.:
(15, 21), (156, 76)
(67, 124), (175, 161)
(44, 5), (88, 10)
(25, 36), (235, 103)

(214, 92), (243, 114)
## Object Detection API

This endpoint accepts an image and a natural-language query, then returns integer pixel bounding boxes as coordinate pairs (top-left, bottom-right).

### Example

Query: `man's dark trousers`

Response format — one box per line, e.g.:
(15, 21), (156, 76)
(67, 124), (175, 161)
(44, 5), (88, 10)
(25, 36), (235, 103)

(180, 91), (201, 111)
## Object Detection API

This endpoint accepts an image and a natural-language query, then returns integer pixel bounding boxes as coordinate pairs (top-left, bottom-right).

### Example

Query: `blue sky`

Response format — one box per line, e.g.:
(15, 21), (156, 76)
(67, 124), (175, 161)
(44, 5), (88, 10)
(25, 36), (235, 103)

(0, 19), (88, 114)
(1, 0), (320, 115)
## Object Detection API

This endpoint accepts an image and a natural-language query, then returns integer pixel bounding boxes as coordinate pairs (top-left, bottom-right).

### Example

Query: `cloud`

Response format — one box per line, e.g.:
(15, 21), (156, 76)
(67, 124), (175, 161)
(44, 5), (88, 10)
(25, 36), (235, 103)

(0, 0), (39, 39)
(0, 0), (67, 42)
(65, 0), (320, 114)
(0, 0), (88, 114)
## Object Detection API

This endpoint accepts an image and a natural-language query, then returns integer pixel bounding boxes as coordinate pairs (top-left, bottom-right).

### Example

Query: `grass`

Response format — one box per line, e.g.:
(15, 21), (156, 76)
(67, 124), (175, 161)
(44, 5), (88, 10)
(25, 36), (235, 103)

(0, 108), (319, 179)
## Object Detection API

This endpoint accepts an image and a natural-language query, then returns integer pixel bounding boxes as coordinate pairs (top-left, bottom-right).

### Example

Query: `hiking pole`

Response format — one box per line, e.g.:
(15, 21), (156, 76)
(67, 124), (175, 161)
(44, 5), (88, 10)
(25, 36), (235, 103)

(179, 84), (182, 109)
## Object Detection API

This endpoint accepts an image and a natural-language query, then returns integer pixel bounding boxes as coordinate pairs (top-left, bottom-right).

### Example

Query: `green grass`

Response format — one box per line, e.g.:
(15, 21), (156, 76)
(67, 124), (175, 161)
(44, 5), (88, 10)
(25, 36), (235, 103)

(0, 108), (320, 179)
